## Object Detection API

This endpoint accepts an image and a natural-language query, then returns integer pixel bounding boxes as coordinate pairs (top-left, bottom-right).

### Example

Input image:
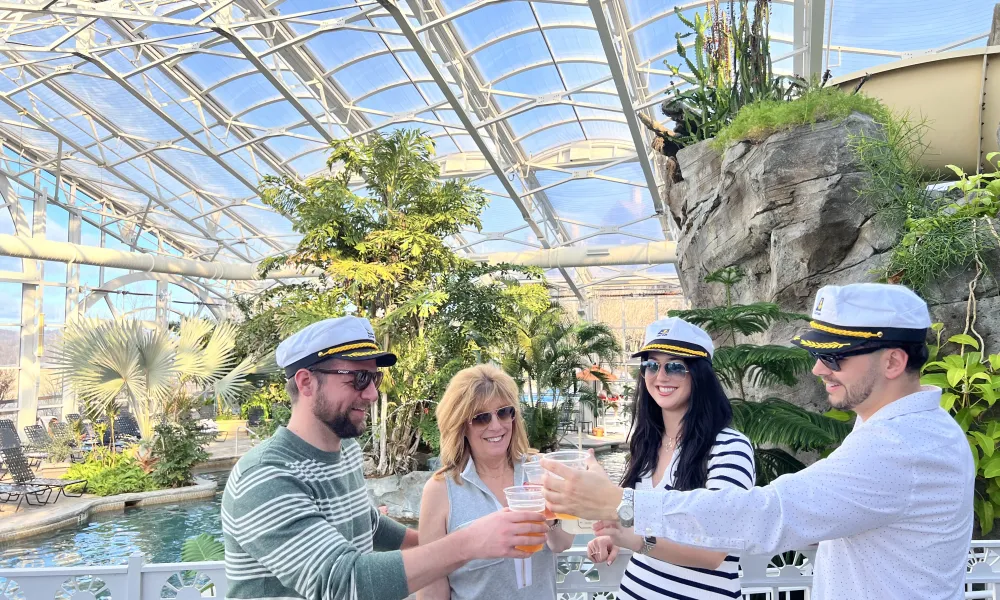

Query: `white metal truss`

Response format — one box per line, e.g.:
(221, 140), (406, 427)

(0, 0), (985, 301)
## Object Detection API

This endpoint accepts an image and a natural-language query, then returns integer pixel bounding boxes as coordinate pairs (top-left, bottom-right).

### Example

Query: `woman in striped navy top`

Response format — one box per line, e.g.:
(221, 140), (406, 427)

(588, 317), (755, 600)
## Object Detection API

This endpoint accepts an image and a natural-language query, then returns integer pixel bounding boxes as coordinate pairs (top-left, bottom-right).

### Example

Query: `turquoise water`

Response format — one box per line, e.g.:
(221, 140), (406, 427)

(0, 472), (228, 568)
(2, 450), (629, 568)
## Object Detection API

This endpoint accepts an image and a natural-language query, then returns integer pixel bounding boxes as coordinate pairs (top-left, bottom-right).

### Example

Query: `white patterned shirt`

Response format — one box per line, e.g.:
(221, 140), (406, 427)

(634, 387), (974, 599)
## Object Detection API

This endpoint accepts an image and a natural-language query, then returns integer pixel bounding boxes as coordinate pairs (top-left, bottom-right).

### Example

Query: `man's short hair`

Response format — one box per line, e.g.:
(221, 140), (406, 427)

(285, 377), (299, 403)
(899, 342), (929, 374)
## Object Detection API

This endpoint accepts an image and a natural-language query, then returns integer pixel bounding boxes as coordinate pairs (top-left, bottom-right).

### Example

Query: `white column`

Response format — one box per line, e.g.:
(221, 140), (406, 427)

(16, 177), (45, 431)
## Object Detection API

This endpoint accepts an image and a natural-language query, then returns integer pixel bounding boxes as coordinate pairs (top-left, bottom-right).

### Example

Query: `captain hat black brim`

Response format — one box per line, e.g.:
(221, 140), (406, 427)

(791, 320), (928, 355)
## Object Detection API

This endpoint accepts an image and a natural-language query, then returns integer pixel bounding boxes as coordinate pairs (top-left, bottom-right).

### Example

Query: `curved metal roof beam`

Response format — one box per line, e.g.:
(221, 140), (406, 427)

(512, 115), (627, 144)
(463, 22), (598, 58)
(350, 78), (437, 105)
(413, 0), (588, 32)
(490, 57), (609, 86)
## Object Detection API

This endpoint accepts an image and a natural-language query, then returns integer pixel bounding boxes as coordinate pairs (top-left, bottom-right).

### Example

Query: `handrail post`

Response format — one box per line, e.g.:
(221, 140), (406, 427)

(127, 552), (144, 600)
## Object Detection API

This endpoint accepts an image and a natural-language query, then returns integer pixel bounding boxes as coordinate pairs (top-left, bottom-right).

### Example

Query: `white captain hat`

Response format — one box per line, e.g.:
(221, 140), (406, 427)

(791, 283), (931, 355)
(276, 316), (397, 378)
(632, 317), (714, 360)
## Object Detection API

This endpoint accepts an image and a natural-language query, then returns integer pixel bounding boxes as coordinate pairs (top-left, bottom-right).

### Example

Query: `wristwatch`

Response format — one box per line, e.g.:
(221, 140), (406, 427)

(637, 536), (657, 555)
(617, 488), (635, 527)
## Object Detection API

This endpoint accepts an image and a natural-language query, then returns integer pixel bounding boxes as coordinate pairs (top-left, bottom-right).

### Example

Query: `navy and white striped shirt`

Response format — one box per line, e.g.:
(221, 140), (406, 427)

(619, 427), (755, 600)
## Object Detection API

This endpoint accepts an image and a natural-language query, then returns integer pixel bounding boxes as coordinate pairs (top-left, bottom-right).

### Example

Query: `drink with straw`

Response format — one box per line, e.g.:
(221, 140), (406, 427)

(503, 485), (546, 554)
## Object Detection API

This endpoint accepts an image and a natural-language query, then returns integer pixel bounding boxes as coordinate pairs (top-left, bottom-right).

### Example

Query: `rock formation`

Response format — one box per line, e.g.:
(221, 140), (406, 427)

(667, 112), (1000, 409)
(667, 113), (896, 410)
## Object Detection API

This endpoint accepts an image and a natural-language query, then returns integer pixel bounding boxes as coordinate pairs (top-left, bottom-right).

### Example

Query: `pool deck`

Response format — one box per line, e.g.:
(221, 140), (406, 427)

(0, 436), (249, 540)
(557, 417), (628, 452)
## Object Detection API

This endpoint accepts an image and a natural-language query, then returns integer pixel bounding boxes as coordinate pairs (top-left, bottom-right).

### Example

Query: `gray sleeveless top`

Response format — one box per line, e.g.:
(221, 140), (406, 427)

(444, 458), (558, 600)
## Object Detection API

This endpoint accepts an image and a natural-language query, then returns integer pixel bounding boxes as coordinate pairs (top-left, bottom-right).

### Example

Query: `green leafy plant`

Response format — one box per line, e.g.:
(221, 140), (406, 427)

(51, 318), (274, 438)
(149, 420), (210, 489)
(62, 448), (154, 496)
(521, 403), (560, 452)
(882, 155), (1000, 293)
(255, 128), (544, 475)
(416, 410), (441, 453)
(922, 324), (1000, 534)
(670, 266), (851, 484)
(663, 0), (807, 147)
(181, 533), (225, 562)
(44, 422), (81, 463)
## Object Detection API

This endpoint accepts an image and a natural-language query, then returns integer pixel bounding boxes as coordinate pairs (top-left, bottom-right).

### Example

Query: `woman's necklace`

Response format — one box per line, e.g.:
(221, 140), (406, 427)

(662, 434), (681, 452)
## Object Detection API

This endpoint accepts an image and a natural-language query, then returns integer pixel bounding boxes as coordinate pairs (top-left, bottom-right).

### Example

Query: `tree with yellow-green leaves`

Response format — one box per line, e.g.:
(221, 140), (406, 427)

(253, 129), (548, 475)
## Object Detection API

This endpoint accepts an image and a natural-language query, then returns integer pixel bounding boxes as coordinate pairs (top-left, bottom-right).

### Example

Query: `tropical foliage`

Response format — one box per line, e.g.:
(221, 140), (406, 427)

(251, 128), (545, 475)
(670, 266), (851, 484)
(500, 305), (621, 450)
(182, 534), (225, 562)
(662, 0), (806, 147)
(149, 419), (211, 489)
(51, 317), (272, 439)
(922, 325), (1000, 535)
(61, 448), (154, 496)
(882, 155), (1000, 293)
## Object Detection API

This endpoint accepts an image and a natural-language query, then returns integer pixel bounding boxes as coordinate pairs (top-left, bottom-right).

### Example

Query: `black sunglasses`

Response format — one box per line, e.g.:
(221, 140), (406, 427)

(640, 360), (689, 378)
(310, 368), (384, 390)
(811, 346), (884, 372)
(470, 406), (516, 427)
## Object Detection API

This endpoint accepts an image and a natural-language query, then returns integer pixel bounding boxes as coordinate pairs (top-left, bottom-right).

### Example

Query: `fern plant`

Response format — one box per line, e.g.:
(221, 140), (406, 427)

(670, 266), (851, 484)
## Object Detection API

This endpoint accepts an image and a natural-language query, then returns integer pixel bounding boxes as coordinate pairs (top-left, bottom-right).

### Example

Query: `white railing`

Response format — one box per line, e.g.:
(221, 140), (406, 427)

(2, 542), (1000, 599)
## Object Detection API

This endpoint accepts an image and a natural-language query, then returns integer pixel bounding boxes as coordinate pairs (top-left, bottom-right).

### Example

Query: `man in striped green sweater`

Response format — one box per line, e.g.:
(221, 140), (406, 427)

(222, 316), (546, 600)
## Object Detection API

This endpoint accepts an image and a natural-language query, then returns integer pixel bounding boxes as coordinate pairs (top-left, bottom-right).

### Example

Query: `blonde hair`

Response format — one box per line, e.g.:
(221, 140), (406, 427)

(433, 364), (530, 483)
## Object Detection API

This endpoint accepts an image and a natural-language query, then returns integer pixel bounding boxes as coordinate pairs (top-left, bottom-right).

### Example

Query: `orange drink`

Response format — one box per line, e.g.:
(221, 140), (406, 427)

(504, 485), (547, 555)
(515, 532), (545, 554)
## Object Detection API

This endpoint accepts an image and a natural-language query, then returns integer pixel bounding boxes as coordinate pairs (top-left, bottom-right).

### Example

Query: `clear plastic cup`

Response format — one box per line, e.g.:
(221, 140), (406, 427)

(540, 450), (588, 520)
(503, 485), (546, 554)
(522, 455), (544, 484)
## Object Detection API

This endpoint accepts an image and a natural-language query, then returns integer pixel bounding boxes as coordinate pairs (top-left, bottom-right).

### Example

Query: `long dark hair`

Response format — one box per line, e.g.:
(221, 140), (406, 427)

(620, 356), (733, 491)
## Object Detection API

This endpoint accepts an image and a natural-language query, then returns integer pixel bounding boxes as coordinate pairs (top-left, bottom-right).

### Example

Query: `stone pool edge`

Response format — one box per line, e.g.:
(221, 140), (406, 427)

(0, 477), (218, 543)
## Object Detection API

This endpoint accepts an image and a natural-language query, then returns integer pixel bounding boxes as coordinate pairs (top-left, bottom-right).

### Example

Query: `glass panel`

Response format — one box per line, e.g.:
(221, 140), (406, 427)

(38, 369), (63, 419)
(46, 203), (69, 242)
(0, 367), (17, 413)
(43, 286), (67, 324)
(41, 326), (63, 366)
(43, 260), (67, 284)
(0, 283), (21, 323)
(0, 326), (19, 367)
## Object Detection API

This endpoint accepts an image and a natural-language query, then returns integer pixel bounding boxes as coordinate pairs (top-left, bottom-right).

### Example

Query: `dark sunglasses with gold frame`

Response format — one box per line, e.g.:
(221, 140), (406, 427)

(469, 406), (516, 427)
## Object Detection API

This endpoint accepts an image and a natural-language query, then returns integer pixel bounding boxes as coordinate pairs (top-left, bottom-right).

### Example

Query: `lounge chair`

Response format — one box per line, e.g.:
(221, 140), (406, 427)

(0, 482), (52, 511)
(237, 407), (265, 447)
(113, 413), (142, 443)
(0, 443), (87, 502)
(1, 421), (48, 467)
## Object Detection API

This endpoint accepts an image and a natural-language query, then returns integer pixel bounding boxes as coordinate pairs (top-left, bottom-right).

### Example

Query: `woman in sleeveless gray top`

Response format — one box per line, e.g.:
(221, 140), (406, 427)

(417, 365), (574, 600)
(444, 461), (558, 600)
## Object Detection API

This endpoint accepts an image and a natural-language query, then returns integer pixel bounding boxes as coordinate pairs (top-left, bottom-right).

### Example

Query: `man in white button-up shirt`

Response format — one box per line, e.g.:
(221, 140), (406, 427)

(542, 283), (975, 599)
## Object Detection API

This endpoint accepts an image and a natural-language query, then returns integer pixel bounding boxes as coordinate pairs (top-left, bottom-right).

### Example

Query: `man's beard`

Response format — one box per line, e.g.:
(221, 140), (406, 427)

(827, 358), (879, 411)
(313, 385), (366, 439)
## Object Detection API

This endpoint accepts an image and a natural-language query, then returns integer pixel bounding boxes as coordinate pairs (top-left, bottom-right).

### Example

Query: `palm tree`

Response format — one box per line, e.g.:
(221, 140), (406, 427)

(670, 266), (851, 484)
(501, 307), (621, 450)
(51, 317), (272, 440)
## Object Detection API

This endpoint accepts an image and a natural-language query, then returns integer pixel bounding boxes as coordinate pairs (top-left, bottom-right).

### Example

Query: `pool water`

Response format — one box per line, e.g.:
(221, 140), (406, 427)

(2, 450), (630, 568)
(0, 472), (227, 569)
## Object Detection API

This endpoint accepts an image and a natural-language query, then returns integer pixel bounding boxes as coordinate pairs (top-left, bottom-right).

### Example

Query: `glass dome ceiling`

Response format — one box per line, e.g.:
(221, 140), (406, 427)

(0, 0), (991, 299)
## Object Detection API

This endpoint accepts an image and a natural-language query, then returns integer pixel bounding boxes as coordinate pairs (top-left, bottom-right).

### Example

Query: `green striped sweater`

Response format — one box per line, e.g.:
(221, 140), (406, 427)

(222, 426), (410, 600)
